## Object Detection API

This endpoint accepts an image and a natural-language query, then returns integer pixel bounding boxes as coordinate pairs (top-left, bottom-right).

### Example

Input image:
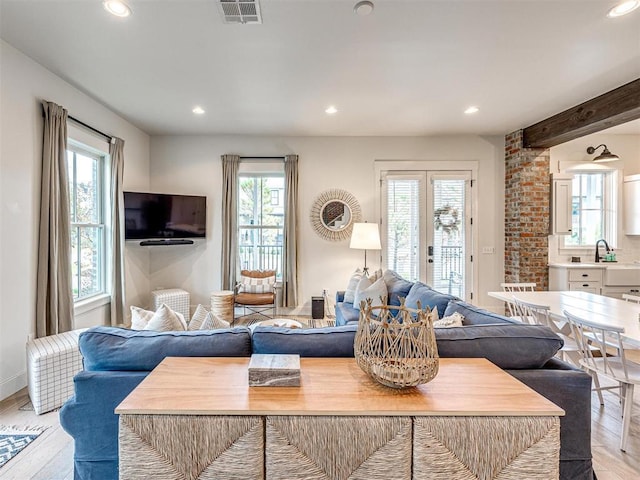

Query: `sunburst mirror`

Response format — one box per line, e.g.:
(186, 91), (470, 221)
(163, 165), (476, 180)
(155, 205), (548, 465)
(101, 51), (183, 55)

(310, 189), (362, 241)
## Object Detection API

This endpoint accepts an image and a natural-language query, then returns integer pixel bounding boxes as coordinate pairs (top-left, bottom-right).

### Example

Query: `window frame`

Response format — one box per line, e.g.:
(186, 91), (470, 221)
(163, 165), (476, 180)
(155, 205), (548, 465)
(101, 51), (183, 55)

(561, 169), (618, 250)
(237, 172), (285, 279)
(67, 140), (109, 303)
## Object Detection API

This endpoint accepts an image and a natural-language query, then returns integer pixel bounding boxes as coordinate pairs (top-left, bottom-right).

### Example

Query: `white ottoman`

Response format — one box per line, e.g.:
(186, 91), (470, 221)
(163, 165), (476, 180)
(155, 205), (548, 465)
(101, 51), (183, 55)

(152, 288), (190, 319)
(26, 329), (86, 415)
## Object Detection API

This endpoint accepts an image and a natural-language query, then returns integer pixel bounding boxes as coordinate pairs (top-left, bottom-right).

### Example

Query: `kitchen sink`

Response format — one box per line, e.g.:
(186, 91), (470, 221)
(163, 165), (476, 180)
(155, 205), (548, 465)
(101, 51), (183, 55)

(604, 264), (640, 286)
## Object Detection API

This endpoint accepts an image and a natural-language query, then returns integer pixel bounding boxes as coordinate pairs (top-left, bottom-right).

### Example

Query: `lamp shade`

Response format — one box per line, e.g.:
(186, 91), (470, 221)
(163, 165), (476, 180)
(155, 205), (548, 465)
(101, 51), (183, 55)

(350, 223), (381, 250)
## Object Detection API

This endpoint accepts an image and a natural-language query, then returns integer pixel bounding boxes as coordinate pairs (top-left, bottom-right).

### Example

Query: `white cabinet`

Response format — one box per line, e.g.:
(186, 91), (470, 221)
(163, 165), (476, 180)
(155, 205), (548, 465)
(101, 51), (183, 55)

(549, 265), (603, 294)
(601, 286), (640, 300)
(624, 174), (640, 235)
(550, 174), (573, 235)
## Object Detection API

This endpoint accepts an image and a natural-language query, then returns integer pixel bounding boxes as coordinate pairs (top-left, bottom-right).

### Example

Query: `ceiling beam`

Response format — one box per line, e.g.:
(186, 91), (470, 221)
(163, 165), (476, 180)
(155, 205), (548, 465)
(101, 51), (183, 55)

(522, 78), (640, 149)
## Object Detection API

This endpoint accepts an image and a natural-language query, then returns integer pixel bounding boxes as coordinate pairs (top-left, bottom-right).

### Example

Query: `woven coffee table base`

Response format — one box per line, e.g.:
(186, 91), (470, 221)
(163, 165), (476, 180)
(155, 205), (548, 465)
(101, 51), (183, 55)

(119, 414), (559, 480)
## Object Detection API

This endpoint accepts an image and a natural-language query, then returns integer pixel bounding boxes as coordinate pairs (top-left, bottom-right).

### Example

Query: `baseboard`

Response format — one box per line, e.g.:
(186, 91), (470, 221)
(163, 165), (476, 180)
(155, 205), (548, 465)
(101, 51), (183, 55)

(0, 371), (27, 402)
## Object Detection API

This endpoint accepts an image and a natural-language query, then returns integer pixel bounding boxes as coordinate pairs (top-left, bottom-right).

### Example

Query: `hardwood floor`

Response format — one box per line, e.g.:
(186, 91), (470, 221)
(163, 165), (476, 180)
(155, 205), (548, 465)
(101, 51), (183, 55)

(1, 382), (640, 479)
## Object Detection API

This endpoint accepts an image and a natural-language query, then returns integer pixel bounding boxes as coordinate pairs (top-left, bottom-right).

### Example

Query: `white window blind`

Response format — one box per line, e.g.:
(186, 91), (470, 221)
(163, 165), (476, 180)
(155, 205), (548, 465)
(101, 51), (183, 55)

(431, 178), (466, 297)
(384, 176), (421, 282)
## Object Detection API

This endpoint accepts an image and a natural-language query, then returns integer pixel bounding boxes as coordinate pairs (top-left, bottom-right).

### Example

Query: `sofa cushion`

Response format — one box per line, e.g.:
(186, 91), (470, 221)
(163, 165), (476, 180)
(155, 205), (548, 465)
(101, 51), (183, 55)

(444, 300), (517, 325)
(405, 282), (457, 317)
(80, 326), (252, 372)
(251, 325), (357, 357)
(435, 323), (563, 369)
(344, 269), (363, 304)
(382, 270), (414, 306)
(335, 302), (360, 326)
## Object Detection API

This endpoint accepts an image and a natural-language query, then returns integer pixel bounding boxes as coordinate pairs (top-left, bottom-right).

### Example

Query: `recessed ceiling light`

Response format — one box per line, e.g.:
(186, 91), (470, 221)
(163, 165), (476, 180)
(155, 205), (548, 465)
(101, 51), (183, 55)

(607, 0), (639, 17)
(464, 106), (479, 115)
(103, 0), (132, 17)
(192, 106), (205, 115)
(325, 106), (338, 115)
(354, 1), (374, 16)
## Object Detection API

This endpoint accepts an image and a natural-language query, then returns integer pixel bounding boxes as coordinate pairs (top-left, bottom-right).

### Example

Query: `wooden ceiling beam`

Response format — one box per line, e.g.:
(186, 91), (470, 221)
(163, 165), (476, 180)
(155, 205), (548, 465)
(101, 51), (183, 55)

(522, 78), (640, 149)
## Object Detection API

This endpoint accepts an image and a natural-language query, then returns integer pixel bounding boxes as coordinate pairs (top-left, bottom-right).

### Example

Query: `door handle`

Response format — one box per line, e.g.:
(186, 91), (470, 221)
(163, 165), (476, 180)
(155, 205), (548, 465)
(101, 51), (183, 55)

(428, 259), (434, 263)
(428, 246), (434, 256)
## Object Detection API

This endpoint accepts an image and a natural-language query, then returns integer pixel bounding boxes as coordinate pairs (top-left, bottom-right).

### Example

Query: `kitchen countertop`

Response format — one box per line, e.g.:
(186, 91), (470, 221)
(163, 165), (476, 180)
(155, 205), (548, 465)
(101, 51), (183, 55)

(548, 263), (608, 268)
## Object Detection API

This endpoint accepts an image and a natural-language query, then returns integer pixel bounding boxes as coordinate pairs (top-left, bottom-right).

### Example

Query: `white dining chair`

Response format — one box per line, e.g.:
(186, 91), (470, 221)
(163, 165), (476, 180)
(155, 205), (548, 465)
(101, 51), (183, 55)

(500, 282), (536, 317)
(564, 309), (640, 452)
(513, 298), (588, 371)
(622, 293), (640, 304)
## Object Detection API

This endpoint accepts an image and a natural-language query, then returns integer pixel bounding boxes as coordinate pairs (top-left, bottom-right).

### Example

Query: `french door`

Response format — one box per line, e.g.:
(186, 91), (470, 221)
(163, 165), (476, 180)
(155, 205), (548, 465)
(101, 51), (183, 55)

(381, 170), (473, 300)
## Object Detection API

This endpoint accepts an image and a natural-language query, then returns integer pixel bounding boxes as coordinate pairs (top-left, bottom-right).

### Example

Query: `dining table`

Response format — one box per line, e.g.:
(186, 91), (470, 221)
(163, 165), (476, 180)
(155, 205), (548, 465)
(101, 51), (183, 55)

(488, 290), (640, 347)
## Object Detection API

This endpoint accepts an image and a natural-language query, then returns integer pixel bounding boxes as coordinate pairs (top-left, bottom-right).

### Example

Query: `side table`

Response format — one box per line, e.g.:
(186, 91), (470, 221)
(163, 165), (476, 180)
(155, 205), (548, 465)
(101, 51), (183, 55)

(210, 290), (234, 323)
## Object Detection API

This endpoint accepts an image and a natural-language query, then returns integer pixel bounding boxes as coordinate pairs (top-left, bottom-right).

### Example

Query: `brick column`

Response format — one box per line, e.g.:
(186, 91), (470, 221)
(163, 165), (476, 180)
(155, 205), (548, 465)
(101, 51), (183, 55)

(504, 130), (550, 289)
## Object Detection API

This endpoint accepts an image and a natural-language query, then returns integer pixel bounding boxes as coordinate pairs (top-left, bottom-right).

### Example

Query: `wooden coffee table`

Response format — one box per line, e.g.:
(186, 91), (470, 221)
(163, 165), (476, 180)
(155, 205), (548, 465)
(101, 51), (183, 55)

(116, 357), (563, 480)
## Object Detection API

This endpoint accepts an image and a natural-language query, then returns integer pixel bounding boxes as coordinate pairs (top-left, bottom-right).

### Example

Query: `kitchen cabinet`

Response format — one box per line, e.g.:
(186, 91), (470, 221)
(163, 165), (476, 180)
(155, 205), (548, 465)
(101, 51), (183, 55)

(550, 174), (573, 235)
(549, 264), (603, 294)
(624, 174), (640, 235)
(601, 286), (640, 300)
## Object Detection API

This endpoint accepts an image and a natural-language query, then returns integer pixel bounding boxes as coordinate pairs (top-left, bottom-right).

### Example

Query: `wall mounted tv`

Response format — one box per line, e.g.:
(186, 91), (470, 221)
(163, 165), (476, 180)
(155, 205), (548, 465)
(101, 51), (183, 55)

(124, 192), (206, 242)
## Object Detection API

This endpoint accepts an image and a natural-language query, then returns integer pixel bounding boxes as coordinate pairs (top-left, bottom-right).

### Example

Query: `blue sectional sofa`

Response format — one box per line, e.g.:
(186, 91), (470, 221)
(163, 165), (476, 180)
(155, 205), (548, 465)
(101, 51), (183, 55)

(60, 277), (594, 480)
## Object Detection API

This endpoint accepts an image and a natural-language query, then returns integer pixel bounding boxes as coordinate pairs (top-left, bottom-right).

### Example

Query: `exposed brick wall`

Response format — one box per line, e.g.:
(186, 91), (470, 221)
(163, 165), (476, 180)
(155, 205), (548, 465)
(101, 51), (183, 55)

(504, 130), (550, 290)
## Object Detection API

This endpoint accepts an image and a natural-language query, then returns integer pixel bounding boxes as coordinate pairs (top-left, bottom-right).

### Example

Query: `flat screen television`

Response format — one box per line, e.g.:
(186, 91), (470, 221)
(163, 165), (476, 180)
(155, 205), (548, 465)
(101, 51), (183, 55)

(124, 191), (206, 240)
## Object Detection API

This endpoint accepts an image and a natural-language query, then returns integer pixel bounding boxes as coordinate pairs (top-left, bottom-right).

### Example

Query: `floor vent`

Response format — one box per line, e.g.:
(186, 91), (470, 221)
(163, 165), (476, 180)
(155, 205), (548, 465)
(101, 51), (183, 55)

(218, 0), (262, 24)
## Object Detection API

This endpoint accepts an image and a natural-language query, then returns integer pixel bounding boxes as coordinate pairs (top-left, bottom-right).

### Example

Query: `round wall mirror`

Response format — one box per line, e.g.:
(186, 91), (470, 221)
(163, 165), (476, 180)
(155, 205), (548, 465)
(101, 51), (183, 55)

(321, 200), (352, 231)
(310, 189), (362, 241)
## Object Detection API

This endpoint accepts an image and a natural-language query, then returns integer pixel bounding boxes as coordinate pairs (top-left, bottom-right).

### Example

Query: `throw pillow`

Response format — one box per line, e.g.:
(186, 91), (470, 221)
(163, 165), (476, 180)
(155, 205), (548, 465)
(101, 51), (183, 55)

(188, 304), (210, 331)
(144, 304), (188, 332)
(433, 311), (465, 328)
(130, 305), (154, 330)
(238, 274), (275, 294)
(369, 269), (383, 283)
(200, 312), (231, 330)
(382, 270), (414, 306)
(354, 277), (387, 310)
(343, 269), (363, 304)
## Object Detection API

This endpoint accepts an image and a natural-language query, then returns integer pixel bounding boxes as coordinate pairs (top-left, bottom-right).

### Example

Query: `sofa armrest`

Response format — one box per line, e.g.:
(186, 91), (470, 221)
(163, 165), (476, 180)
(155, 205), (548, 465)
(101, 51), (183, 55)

(59, 370), (149, 480)
(507, 364), (593, 480)
(336, 291), (345, 302)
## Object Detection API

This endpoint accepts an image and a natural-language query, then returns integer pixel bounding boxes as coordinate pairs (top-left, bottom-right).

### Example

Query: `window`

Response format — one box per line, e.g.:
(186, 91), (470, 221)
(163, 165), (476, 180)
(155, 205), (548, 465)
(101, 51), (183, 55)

(564, 171), (617, 247)
(67, 143), (107, 301)
(238, 174), (285, 277)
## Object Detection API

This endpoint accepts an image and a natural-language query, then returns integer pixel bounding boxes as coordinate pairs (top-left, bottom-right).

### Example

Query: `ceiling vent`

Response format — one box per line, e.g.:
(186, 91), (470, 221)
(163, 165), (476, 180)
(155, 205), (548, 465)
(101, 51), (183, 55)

(218, 0), (262, 24)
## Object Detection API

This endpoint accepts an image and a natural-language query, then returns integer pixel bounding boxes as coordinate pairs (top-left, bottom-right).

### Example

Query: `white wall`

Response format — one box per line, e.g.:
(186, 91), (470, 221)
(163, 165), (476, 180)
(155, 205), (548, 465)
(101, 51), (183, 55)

(549, 133), (640, 263)
(148, 135), (506, 314)
(0, 41), (151, 400)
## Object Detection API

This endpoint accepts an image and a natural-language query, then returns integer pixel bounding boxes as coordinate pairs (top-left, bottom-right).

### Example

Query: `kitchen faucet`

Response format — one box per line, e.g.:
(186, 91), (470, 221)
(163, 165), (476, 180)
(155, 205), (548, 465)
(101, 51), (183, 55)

(595, 238), (611, 263)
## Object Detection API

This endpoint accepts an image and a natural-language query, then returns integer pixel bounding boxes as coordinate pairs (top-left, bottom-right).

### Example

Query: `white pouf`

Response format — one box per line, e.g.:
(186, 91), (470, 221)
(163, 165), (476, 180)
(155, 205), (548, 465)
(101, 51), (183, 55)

(26, 329), (86, 415)
(151, 288), (190, 320)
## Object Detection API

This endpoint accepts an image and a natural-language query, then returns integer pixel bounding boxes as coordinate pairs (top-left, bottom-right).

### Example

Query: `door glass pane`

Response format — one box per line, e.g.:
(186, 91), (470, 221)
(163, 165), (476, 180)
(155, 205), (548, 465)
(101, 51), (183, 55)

(385, 178), (420, 282)
(79, 226), (102, 298)
(431, 179), (465, 298)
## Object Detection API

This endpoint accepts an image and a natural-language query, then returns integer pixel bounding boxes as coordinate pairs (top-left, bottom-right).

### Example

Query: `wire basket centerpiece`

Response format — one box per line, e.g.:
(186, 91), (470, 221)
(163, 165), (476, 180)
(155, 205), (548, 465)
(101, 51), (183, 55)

(354, 300), (439, 388)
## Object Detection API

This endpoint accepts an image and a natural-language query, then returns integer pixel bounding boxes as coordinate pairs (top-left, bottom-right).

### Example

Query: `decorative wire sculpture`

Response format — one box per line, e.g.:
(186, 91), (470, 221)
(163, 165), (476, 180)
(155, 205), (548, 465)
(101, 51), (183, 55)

(354, 300), (440, 388)
(309, 189), (362, 241)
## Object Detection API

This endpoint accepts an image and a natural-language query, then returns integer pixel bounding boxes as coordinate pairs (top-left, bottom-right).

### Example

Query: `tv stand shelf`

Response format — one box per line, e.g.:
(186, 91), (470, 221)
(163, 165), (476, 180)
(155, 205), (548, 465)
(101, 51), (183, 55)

(139, 239), (194, 246)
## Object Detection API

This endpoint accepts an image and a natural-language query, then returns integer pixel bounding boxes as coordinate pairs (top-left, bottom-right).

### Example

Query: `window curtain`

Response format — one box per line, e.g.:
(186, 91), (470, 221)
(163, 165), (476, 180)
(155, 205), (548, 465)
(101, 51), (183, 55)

(221, 154), (240, 290)
(36, 101), (73, 337)
(282, 154), (299, 306)
(110, 138), (126, 326)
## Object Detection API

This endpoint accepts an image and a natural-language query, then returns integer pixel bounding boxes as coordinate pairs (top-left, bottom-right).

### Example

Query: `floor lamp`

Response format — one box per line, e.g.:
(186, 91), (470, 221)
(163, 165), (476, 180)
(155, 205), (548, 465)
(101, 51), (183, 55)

(350, 222), (381, 276)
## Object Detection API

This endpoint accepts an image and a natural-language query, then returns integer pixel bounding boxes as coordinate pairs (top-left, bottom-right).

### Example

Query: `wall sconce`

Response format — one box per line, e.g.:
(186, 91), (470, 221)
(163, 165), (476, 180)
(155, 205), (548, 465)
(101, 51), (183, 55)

(586, 144), (619, 162)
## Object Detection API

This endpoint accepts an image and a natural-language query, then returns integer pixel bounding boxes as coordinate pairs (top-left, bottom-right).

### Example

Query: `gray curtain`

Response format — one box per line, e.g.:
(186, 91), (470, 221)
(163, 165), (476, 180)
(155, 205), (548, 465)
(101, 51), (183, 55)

(110, 138), (126, 326)
(221, 154), (240, 290)
(36, 101), (73, 337)
(282, 154), (299, 306)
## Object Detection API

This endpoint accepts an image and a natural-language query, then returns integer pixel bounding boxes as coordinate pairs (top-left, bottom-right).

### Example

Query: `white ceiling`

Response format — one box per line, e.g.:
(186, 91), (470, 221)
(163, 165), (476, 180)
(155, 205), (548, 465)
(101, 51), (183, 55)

(1, 0), (639, 137)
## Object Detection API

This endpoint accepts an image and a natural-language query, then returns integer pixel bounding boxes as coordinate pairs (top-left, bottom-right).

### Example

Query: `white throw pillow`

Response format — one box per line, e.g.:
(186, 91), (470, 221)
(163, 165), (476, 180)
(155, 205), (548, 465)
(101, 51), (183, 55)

(433, 312), (465, 328)
(354, 277), (387, 310)
(369, 269), (383, 283)
(188, 304), (210, 331)
(130, 306), (154, 330)
(200, 312), (231, 330)
(344, 269), (363, 304)
(238, 275), (275, 294)
(144, 304), (188, 331)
